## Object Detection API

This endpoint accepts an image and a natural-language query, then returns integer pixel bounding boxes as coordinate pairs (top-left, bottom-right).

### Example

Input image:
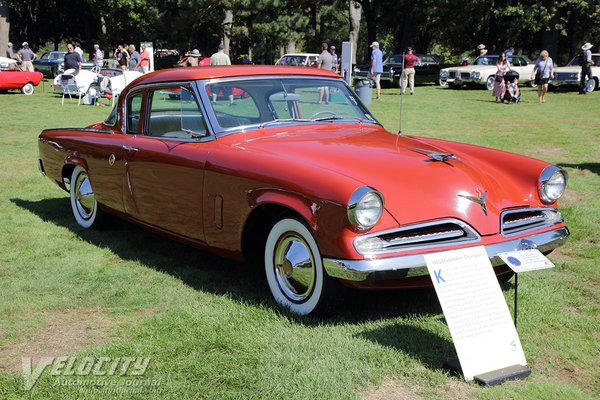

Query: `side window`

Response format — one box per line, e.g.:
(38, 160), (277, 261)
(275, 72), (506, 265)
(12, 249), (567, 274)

(126, 92), (143, 134)
(146, 86), (207, 139)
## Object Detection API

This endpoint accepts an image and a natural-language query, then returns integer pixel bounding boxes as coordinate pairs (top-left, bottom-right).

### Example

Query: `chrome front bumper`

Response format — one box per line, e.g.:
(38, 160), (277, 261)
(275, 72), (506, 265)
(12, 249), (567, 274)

(323, 226), (569, 281)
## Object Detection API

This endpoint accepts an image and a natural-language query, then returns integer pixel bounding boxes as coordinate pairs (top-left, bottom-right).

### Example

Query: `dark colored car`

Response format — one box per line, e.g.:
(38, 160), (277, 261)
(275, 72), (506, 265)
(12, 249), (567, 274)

(154, 49), (180, 70)
(353, 54), (449, 86)
(33, 51), (95, 77)
(33, 51), (66, 77)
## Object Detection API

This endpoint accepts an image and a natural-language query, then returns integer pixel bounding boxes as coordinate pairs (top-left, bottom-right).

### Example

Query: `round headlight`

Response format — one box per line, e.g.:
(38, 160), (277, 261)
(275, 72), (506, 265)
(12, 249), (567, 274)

(472, 71), (480, 79)
(348, 187), (384, 230)
(539, 166), (567, 204)
(440, 70), (449, 78)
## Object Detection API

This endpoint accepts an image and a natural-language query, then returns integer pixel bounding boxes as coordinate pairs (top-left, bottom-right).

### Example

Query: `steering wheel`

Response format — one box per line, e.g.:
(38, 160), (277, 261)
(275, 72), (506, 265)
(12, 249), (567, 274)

(309, 110), (337, 119)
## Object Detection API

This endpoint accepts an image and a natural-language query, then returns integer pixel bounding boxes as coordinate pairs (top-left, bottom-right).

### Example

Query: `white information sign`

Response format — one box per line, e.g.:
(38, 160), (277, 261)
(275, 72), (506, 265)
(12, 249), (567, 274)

(424, 246), (527, 381)
(498, 249), (555, 273)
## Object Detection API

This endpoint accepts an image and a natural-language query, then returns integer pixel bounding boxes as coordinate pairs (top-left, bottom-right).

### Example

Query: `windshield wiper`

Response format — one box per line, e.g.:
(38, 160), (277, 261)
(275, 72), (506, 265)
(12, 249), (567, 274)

(259, 118), (309, 128)
(181, 128), (205, 138)
(310, 115), (365, 123)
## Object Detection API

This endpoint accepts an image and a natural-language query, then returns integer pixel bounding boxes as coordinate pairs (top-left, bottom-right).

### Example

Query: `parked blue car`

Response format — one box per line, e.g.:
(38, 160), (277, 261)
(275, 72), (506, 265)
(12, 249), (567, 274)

(33, 51), (95, 77)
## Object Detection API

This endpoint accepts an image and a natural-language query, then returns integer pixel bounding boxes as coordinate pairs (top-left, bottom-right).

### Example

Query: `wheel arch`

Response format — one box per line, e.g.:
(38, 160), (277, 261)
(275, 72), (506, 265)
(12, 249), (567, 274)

(61, 158), (89, 189)
(241, 195), (315, 267)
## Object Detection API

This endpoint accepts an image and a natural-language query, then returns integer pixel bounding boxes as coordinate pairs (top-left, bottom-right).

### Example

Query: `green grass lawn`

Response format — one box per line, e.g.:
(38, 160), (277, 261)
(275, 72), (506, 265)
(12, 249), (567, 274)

(0, 81), (598, 399)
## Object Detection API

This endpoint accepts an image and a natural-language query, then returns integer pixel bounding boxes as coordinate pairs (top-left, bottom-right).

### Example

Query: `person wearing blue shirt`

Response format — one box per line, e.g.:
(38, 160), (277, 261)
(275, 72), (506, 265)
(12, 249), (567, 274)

(369, 41), (383, 99)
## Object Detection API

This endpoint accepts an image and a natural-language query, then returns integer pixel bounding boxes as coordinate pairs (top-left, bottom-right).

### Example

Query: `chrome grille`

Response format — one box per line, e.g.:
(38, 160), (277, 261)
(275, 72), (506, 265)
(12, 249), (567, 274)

(354, 219), (480, 255)
(501, 208), (563, 236)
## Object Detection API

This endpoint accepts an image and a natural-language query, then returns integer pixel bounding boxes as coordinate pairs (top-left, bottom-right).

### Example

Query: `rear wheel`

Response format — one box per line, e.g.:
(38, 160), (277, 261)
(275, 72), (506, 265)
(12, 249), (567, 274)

(21, 83), (35, 95)
(264, 217), (344, 315)
(70, 166), (106, 229)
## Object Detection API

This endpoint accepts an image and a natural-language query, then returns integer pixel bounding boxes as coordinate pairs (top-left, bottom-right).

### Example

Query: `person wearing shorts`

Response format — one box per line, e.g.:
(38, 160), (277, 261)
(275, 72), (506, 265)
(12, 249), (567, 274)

(369, 41), (383, 99)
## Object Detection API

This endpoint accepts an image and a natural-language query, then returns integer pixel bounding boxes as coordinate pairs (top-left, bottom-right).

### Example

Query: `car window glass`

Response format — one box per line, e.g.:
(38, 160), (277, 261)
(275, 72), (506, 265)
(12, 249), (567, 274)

(146, 86), (207, 139)
(126, 93), (143, 134)
(41, 53), (49, 60)
(104, 102), (118, 126)
(204, 78), (376, 132)
(206, 84), (258, 127)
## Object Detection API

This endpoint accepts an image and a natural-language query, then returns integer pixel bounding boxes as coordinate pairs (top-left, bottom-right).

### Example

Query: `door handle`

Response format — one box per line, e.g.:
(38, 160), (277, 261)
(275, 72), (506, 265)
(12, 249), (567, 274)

(122, 145), (139, 152)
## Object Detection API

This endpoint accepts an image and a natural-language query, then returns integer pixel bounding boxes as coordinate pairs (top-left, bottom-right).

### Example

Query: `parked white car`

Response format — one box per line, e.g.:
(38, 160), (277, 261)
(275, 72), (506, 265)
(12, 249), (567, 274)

(51, 68), (142, 98)
(275, 53), (319, 67)
(550, 53), (600, 92)
(440, 55), (535, 90)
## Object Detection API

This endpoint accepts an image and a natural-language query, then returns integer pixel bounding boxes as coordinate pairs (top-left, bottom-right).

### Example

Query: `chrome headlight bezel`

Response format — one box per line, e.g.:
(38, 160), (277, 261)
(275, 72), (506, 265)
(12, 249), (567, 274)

(440, 70), (449, 78)
(538, 166), (568, 204)
(347, 186), (384, 231)
(471, 71), (481, 79)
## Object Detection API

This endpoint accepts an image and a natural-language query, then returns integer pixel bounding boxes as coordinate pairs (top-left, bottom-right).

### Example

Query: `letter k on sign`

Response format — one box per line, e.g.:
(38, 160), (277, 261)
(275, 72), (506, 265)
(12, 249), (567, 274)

(434, 269), (446, 284)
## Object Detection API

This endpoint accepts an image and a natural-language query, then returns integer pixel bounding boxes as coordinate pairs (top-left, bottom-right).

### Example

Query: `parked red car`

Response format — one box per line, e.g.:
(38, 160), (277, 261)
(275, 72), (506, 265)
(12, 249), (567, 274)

(38, 66), (569, 315)
(0, 57), (43, 95)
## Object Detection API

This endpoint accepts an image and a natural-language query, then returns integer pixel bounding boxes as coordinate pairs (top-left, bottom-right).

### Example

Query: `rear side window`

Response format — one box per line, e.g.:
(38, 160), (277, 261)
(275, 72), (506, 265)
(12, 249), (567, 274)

(145, 86), (207, 139)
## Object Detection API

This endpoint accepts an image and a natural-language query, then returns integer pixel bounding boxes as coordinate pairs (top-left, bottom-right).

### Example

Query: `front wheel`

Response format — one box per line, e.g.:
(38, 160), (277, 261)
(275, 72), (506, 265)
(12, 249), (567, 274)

(264, 218), (343, 315)
(485, 76), (495, 90)
(438, 79), (448, 87)
(70, 166), (106, 229)
(21, 83), (35, 95)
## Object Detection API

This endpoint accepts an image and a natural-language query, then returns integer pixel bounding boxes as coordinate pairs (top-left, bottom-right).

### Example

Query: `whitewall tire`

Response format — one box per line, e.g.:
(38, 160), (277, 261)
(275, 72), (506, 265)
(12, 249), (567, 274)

(21, 83), (35, 95)
(264, 218), (342, 315)
(69, 166), (105, 228)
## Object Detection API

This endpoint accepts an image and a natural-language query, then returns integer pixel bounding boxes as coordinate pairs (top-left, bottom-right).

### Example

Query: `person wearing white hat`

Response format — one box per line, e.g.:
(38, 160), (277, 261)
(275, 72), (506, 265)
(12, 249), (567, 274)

(17, 42), (36, 71)
(369, 41), (383, 99)
(579, 42), (594, 94)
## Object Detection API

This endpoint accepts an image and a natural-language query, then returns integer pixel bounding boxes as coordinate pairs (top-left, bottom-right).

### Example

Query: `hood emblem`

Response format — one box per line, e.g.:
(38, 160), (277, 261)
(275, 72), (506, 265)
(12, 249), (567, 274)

(410, 147), (459, 163)
(459, 189), (488, 216)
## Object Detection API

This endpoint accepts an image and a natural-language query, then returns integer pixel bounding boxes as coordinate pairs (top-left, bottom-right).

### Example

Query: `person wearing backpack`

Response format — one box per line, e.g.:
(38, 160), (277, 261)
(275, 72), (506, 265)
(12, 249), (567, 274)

(579, 42), (594, 94)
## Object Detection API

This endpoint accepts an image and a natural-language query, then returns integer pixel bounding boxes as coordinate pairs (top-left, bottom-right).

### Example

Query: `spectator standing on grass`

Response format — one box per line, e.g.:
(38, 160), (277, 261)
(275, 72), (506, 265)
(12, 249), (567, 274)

(115, 44), (129, 71)
(93, 44), (103, 68)
(503, 46), (514, 56)
(17, 42), (36, 72)
(531, 50), (554, 104)
(6, 42), (16, 60)
(401, 47), (420, 96)
(369, 41), (383, 100)
(317, 42), (333, 103)
(210, 43), (231, 66)
(138, 44), (151, 73)
(210, 44), (233, 105)
(128, 44), (140, 71)
(64, 43), (83, 72)
(493, 52), (511, 102)
(579, 42), (594, 94)
(74, 43), (83, 58)
(330, 45), (339, 73)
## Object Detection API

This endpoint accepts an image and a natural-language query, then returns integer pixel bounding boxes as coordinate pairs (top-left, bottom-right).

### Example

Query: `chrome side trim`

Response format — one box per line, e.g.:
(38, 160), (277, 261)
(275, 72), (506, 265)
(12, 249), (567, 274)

(325, 226), (569, 281)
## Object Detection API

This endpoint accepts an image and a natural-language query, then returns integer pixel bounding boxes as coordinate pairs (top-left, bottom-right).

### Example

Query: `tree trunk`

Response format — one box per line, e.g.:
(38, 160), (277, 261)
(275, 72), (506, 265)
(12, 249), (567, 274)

(286, 41), (296, 54)
(0, 1), (9, 56)
(349, 0), (361, 65)
(223, 9), (233, 54)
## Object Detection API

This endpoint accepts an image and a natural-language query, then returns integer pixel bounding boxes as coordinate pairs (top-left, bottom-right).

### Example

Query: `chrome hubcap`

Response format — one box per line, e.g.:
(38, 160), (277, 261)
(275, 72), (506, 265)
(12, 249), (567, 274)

(274, 233), (316, 302)
(74, 172), (95, 219)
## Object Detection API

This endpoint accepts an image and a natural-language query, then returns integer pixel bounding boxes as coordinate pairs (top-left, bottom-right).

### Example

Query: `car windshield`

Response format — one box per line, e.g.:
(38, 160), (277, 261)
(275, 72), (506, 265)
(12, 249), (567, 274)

(276, 56), (308, 66)
(202, 77), (378, 133)
(385, 55), (404, 64)
(567, 54), (600, 66)
(473, 56), (498, 65)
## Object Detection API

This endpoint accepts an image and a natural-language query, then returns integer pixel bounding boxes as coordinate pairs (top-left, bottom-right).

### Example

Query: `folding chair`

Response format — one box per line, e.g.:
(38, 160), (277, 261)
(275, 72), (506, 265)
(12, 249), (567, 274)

(60, 74), (84, 105)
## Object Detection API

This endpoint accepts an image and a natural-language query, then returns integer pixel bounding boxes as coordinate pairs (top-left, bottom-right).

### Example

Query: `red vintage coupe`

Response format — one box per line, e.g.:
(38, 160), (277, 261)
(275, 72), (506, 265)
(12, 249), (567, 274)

(38, 66), (569, 315)
(0, 57), (43, 95)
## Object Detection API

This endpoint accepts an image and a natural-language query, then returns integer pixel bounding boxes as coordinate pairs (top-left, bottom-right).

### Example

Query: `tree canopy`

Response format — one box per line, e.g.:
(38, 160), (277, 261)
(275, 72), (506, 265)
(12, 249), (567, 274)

(3, 0), (600, 64)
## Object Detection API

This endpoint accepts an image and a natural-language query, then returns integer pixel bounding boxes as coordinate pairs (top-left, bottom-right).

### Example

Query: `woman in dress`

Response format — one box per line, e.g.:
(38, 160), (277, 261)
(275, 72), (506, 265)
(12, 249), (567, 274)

(531, 50), (554, 104)
(493, 52), (511, 102)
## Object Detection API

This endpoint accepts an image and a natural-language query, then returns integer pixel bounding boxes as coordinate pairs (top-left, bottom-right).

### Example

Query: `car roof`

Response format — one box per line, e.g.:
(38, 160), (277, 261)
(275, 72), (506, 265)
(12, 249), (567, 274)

(131, 65), (341, 87)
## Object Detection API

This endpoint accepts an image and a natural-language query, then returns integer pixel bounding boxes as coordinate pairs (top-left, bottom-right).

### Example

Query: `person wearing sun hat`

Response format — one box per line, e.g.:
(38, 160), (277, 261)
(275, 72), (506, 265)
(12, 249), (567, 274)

(185, 49), (201, 67)
(579, 42), (594, 94)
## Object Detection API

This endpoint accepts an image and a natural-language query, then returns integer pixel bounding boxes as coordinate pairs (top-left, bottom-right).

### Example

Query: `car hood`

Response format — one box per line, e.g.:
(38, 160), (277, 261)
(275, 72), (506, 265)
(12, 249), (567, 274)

(443, 65), (495, 72)
(236, 125), (545, 235)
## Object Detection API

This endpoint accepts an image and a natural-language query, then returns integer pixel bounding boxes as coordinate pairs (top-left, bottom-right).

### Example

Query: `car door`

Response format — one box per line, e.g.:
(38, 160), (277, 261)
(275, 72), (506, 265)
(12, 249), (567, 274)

(122, 84), (211, 242)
